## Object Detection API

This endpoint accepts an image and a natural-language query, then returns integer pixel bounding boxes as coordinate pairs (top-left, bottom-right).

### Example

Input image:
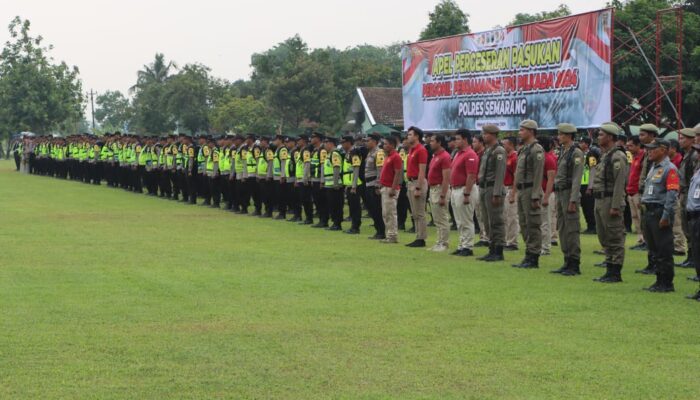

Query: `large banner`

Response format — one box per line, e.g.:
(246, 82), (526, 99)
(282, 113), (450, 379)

(402, 9), (613, 131)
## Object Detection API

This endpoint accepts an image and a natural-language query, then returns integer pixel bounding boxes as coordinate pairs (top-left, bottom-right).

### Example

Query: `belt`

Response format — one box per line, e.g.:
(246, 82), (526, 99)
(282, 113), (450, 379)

(451, 185), (464, 190)
(479, 181), (495, 189)
(365, 176), (376, 183)
(407, 177), (418, 182)
(516, 182), (533, 190)
(642, 203), (663, 210)
(687, 210), (700, 219)
(593, 191), (613, 199)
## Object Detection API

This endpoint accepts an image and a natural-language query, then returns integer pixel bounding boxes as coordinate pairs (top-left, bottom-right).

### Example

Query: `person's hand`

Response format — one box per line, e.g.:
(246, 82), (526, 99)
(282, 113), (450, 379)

(375, 188), (380, 196)
(567, 202), (577, 214)
(659, 218), (670, 229)
(280, 177), (286, 184)
(543, 197), (549, 207)
(492, 195), (502, 207)
(586, 188), (592, 196)
(508, 193), (515, 204)
(439, 196), (446, 206)
(609, 208), (621, 217)
(463, 191), (470, 205)
(351, 187), (356, 194)
(413, 187), (421, 198)
(389, 188), (397, 198)
(531, 199), (541, 210)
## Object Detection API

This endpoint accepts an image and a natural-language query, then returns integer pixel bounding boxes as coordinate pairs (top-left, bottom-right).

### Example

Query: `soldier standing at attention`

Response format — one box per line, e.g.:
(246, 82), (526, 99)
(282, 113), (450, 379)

(323, 137), (344, 231)
(379, 136), (404, 244)
(639, 139), (679, 292)
(426, 134), (452, 252)
(579, 137), (600, 234)
(297, 135), (315, 225)
(341, 135), (363, 234)
(592, 123), (628, 283)
(550, 123), (584, 276)
(364, 133), (385, 240)
(405, 127), (428, 248)
(512, 120), (545, 269)
(310, 132), (329, 228)
(449, 129), (479, 256)
(476, 124), (507, 262)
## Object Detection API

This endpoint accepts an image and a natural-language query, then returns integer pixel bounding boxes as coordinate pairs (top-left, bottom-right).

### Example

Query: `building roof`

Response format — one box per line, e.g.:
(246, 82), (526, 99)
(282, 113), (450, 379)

(357, 87), (403, 127)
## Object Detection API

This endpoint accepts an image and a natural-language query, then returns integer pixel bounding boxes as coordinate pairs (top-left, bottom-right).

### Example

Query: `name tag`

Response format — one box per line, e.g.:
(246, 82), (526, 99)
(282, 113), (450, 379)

(647, 185), (654, 195)
(694, 188), (700, 199)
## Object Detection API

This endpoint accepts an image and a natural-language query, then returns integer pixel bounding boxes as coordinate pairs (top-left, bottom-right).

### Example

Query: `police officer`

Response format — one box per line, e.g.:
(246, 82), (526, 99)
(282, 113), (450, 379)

(580, 137), (599, 234)
(550, 123), (585, 275)
(323, 136), (344, 231)
(640, 139), (680, 292)
(296, 135), (314, 224)
(310, 132), (329, 228)
(592, 122), (628, 283)
(476, 124), (506, 262)
(364, 133), (385, 240)
(512, 120), (545, 269)
(341, 135), (364, 234)
(685, 141), (700, 300)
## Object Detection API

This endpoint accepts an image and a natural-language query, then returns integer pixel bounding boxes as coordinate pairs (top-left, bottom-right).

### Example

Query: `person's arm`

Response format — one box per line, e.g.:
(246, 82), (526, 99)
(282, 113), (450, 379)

(280, 149), (288, 181)
(610, 153), (627, 215)
(531, 147), (545, 201)
(464, 158), (477, 204)
(662, 169), (680, 226)
(493, 149), (506, 202)
(440, 165), (450, 205)
(391, 157), (401, 196)
(303, 151), (311, 184)
(569, 149), (584, 205)
(543, 166), (555, 206)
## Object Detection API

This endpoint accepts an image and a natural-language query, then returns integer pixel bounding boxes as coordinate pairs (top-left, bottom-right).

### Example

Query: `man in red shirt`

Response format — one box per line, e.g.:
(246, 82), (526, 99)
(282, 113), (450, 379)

(427, 134), (452, 252)
(450, 129), (479, 256)
(405, 126), (429, 247)
(503, 137), (520, 251)
(539, 136), (558, 255)
(379, 136), (404, 243)
(626, 136), (646, 249)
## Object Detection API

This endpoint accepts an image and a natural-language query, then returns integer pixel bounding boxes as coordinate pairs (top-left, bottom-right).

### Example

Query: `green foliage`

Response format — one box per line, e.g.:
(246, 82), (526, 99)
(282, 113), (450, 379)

(131, 53), (176, 134)
(164, 63), (212, 133)
(419, 0), (470, 41)
(0, 17), (83, 136)
(509, 4), (571, 26)
(94, 90), (132, 132)
(210, 95), (272, 134)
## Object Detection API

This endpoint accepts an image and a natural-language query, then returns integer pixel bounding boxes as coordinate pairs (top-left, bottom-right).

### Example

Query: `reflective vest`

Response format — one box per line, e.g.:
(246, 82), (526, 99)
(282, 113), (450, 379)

(234, 149), (244, 174)
(138, 145), (150, 166)
(399, 147), (408, 180)
(581, 164), (590, 185)
(206, 147), (216, 172)
(245, 148), (257, 175)
(198, 146), (208, 173)
(295, 149), (305, 180)
(323, 150), (342, 187)
(342, 153), (363, 186)
(220, 148), (232, 173)
(311, 150), (320, 179)
(273, 147), (285, 177)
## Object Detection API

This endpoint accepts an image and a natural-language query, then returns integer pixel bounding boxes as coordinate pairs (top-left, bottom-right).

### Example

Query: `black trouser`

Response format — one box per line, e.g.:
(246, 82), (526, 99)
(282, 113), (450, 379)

(210, 175), (221, 206)
(234, 178), (245, 211)
(346, 185), (363, 230)
(260, 179), (274, 214)
(643, 204), (675, 285)
(365, 185), (385, 236)
(581, 185), (595, 231)
(159, 169), (172, 197)
(179, 171), (189, 201)
(312, 182), (328, 225)
(14, 153), (20, 170)
(145, 169), (157, 194)
(186, 172), (198, 203)
(287, 182), (299, 217)
(689, 215), (700, 280)
(397, 183), (409, 228)
(299, 183), (314, 222)
(326, 187), (344, 227)
(135, 166), (145, 192)
(171, 169), (180, 199)
(275, 181), (287, 216)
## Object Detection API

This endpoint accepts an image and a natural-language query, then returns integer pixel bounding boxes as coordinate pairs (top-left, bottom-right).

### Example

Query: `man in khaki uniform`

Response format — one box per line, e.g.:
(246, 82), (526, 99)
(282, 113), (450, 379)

(476, 124), (506, 262)
(550, 123), (584, 276)
(592, 122), (629, 283)
(512, 120), (545, 268)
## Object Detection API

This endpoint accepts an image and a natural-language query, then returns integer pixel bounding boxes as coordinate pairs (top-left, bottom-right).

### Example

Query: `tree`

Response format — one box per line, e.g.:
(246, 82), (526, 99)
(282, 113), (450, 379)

(164, 63), (212, 133)
(509, 4), (571, 26)
(0, 17), (83, 135)
(94, 90), (132, 132)
(130, 53), (177, 93)
(210, 95), (272, 133)
(130, 53), (176, 133)
(419, 0), (470, 41)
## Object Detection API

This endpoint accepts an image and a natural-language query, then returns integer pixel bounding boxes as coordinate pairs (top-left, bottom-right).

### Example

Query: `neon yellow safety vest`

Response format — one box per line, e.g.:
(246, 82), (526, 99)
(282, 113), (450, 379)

(342, 153), (363, 186)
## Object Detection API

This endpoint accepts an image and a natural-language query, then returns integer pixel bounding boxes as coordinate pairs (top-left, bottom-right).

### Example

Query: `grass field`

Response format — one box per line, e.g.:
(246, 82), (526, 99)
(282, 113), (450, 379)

(1, 159), (699, 399)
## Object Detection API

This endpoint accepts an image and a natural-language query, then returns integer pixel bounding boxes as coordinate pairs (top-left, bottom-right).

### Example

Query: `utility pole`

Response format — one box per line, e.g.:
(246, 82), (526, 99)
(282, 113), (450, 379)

(89, 89), (96, 132)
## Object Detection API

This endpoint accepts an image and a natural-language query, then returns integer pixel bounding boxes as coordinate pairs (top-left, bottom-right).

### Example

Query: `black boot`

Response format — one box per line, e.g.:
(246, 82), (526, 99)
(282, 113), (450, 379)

(635, 265), (656, 275)
(686, 290), (700, 300)
(513, 253), (538, 269)
(595, 264), (622, 283)
(551, 257), (569, 274)
(647, 275), (674, 292)
(477, 244), (494, 261)
(484, 245), (504, 262)
(561, 258), (581, 276)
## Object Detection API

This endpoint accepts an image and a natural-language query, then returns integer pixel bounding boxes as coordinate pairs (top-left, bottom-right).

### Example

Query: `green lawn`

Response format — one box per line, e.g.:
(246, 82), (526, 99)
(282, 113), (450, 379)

(1, 159), (698, 399)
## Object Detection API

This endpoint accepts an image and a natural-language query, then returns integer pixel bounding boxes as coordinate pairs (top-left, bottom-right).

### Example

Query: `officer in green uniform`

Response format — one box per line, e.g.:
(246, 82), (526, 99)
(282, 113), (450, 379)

(323, 136), (344, 231)
(639, 139), (680, 292)
(476, 124), (506, 262)
(550, 123), (585, 276)
(512, 120), (545, 268)
(341, 135), (364, 234)
(592, 122), (629, 283)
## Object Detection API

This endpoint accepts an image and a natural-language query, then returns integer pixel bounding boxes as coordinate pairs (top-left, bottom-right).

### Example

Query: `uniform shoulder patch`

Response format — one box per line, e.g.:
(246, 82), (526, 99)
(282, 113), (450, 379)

(332, 152), (342, 167)
(589, 157), (597, 167)
(188, 148), (194, 157)
(667, 169), (680, 191)
(352, 155), (361, 167)
(303, 150), (311, 162)
(574, 157), (581, 165)
(280, 148), (289, 160)
(376, 150), (385, 167)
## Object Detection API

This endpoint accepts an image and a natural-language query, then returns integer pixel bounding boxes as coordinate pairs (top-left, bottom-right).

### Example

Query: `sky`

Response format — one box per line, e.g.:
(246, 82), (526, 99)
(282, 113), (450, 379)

(2, 0), (609, 98)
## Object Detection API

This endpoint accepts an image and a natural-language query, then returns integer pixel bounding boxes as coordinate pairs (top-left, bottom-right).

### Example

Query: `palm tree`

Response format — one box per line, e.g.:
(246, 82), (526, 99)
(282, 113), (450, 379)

(129, 53), (177, 93)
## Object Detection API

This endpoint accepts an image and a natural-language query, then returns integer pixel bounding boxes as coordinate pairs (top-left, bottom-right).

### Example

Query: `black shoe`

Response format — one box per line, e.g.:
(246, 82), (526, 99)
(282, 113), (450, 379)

(200, 202), (211, 206)
(635, 266), (656, 275)
(687, 276), (700, 282)
(594, 264), (622, 283)
(369, 234), (385, 240)
(646, 284), (675, 293)
(274, 214), (286, 220)
(483, 246), (504, 262)
(405, 239), (426, 248)
(673, 250), (686, 257)
(398, 224), (406, 231)
(594, 261), (607, 268)
(451, 224), (458, 231)
(551, 241), (558, 247)
(686, 290), (700, 300)
(474, 240), (489, 248)
(476, 250), (492, 261)
(287, 216), (301, 222)
(676, 259), (692, 268)
(343, 228), (360, 234)
(458, 249), (474, 257)
(583, 229), (597, 234)
(451, 249), (463, 255)
(210, 203), (220, 208)
(503, 245), (519, 251)
(630, 243), (646, 250)
(550, 258), (568, 274)
(299, 220), (313, 225)
(328, 225), (342, 231)
(513, 254), (539, 269)
(311, 223), (328, 228)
